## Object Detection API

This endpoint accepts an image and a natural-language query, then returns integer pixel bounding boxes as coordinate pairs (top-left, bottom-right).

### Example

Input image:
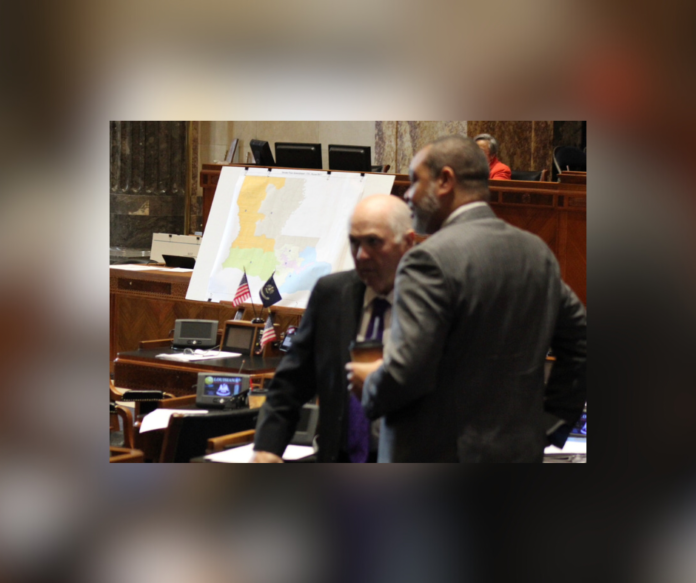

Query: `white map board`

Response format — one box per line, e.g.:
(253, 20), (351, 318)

(187, 167), (396, 308)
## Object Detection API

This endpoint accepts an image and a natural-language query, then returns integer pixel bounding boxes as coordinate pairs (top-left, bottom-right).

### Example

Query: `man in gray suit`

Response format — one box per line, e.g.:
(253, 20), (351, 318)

(348, 135), (586, 462)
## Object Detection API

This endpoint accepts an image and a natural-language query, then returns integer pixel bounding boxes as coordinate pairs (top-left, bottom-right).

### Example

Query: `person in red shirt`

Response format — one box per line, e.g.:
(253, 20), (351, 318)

(474, 133), (511, 180)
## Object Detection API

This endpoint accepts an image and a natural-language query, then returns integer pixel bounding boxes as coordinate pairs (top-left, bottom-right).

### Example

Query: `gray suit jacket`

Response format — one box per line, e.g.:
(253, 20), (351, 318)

(362, 204), (586, 462)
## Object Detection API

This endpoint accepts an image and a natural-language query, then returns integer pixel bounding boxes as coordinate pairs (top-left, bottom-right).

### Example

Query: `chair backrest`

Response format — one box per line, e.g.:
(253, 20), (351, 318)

(510, 169), (543, 181)
(110, 447), (144, 462)
(553, 146), (586, 174)
(160, 409), (259, 462)
(110, 403), (136, 448)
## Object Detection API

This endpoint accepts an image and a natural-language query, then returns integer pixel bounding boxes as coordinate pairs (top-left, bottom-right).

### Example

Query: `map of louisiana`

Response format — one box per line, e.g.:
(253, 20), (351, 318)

(206, 171), (365, 306)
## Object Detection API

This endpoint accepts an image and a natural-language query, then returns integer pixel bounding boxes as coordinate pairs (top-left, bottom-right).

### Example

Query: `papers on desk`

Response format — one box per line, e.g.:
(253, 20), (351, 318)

(204, 443), (315, 463)
(140, 408), (208, 433)
(110, 264), (160, 271)
(110, 265), (193, 272)
(544, 437), (587, 455)
(156, 350), (241, 361)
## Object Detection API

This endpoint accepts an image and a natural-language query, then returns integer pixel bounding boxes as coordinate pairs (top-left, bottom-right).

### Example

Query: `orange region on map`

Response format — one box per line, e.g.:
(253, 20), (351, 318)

(232, 176), (285, 251)
(221, 176), (285, 277)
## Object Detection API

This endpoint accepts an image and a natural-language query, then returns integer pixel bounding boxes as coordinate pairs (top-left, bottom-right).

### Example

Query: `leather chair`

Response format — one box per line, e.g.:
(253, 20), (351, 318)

(159, 408), (259, 462)
(510, 169), (548, 181)
(110, 402), (136, 449)
(553, 146), (586, 174)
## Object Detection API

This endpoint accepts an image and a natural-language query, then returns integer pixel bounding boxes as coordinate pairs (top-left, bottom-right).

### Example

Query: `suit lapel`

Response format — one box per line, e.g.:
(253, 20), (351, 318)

(342, 272), (365, 344)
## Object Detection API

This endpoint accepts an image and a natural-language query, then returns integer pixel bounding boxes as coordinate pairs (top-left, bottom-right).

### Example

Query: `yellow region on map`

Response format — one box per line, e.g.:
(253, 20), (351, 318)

(232, 176), (285, 251)
(221, 176), (286, 277)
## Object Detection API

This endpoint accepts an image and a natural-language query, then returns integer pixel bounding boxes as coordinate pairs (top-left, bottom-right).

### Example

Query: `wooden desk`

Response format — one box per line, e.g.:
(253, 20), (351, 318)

(110, 266), (303, 372)
(201, 165), (586, 305)
(110, 267), (193, 371)
(113, 348), (284, 397)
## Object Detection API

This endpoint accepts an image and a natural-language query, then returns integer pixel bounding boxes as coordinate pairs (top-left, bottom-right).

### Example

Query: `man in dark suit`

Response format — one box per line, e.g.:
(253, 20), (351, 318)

(251, 195), (415, 462)
(348, 135), (586, 462)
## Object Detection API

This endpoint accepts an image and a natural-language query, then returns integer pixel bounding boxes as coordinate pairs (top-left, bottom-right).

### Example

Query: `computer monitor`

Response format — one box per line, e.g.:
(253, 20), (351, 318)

(172, 319), (219, 349)
(328, 144), (372, 172)
(250, 139), (276, 166)
(219, 320), (262, 355)
(275, 142), (323, 169)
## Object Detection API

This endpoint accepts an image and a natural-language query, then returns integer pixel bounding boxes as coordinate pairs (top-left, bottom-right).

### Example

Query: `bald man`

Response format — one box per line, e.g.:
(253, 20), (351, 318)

(251, 195), (415, 463)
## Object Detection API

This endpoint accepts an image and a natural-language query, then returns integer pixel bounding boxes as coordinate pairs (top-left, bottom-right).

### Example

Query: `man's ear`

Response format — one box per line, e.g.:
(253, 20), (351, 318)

(404, 229), (416, 249)
(437, 166), (456, 196)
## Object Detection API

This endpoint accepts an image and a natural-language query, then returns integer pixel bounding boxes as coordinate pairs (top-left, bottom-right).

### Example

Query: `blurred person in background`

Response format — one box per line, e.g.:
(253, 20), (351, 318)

(348, 135), (586, 462)
(474, 133), (511, 180)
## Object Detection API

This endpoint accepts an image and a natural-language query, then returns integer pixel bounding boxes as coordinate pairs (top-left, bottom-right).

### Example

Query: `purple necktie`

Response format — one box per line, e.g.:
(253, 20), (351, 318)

(346, 298), (390, 463)
(365, 297), (390, 341)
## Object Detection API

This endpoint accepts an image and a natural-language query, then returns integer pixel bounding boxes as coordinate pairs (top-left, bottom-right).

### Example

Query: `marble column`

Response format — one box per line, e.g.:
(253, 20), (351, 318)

(110, 121), (188, 250)
(375, 121), (468, 175)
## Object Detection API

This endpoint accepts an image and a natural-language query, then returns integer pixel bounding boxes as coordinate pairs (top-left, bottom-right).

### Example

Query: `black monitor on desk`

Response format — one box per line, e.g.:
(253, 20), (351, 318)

(275, 142), (323, 169)
(250, 139), (276, 166)
(328, 144), (372, 172)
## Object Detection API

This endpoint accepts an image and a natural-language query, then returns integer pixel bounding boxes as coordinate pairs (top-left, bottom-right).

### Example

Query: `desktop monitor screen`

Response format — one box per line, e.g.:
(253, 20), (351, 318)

(172, 319), (218, 348)
(250, 139), (276, 166)
(220, 321), (261, 355)
(275, 142), (323, 169)
(328, 144), (372, 172)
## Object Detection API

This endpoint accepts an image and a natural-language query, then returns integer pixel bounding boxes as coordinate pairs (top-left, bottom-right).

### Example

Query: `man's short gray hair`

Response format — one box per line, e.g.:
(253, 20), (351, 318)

(425, 135), (490, 200)
(387, 198), (414, 242)
(473, 133), (499, 157)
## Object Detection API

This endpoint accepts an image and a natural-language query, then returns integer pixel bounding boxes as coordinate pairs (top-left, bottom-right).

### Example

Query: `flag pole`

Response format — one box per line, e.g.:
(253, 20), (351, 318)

(247, 266), (263, 323)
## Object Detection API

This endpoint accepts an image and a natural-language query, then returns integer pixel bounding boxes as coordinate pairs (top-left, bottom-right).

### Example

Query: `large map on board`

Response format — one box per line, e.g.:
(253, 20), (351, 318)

(190, 168), (379, 307)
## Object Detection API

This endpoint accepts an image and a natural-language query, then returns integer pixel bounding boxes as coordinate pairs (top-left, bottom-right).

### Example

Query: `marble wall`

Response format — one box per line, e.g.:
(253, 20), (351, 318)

(110, 121), (188, 249)
(375, 121), (469, 175)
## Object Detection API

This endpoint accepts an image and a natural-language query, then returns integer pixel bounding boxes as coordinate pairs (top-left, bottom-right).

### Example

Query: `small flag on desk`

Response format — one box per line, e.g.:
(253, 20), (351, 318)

(259, 313), (277, 352)
(259, 272), (282, 308)
(232, 272), (251, 306)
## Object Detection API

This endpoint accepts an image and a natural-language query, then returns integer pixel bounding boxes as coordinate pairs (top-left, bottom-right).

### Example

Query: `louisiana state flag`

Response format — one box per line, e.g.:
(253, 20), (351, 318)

(259, 273), (282, 308)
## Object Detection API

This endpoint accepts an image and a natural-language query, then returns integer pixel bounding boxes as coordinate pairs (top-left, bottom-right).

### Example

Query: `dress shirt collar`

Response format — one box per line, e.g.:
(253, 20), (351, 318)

(442, 201), (489, 228)
(363, 286), (394, 309)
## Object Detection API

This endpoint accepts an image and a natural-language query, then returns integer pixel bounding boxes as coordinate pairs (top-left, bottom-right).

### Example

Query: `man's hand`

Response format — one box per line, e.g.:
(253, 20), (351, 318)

(345, 359), (383, 400)
(249, 450), (284, 463)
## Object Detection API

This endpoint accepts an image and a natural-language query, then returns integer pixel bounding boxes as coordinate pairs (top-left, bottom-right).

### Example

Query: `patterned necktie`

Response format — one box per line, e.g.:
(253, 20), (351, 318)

(365, 297), (390, 341)
(346, 298), (390, 463)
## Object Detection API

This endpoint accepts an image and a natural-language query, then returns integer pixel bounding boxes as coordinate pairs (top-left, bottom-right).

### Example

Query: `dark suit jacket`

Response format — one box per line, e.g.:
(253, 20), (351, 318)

(362, 204), (587, 463)
(254, 270), (366, 462)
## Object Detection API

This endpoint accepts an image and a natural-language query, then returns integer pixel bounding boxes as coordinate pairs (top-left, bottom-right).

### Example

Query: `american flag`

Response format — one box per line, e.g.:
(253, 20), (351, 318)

(232, 273), (251, 306)
(259, 313), (277, 351)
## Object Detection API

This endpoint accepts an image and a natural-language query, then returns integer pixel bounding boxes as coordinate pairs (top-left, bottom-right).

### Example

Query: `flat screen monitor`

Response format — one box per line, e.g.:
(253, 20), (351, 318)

(172, 319), (218, 349)
(250, 139), (276, 166)
(328, 144), (372, 172)
(275, 142), (323, 169)
(220, 321), (261, 355)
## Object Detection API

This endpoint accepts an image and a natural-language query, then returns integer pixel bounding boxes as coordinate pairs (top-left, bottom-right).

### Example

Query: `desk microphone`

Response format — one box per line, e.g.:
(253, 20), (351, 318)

(239, 359), (246, 374)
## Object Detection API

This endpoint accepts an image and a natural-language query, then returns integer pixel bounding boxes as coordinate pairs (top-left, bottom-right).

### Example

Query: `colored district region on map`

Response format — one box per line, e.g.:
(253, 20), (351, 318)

(221, 176), (285, 278)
